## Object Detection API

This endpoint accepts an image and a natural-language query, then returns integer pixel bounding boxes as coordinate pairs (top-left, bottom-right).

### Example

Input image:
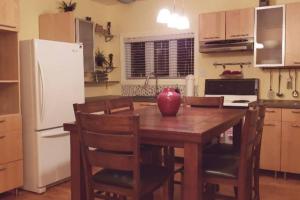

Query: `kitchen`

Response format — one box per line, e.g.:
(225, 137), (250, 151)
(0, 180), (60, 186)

(1, 0), (300, 200)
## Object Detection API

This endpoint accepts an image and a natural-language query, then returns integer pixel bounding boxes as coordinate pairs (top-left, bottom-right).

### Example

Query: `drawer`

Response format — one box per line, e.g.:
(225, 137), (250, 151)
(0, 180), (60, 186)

(0, 115), (21, 134)
(264, 108), (281, 121)
(282, 109), (300, 122)
(0, 160), (23, 193)
(0, 130), (22, 164)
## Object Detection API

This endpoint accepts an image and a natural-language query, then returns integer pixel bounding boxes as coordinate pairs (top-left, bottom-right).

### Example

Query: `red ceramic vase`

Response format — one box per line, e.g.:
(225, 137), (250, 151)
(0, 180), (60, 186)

(157, 88), (181, 116)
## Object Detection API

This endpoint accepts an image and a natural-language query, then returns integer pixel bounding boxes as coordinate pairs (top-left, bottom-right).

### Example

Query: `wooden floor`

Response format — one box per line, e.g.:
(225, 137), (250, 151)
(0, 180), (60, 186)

(1, 174), (300, 200)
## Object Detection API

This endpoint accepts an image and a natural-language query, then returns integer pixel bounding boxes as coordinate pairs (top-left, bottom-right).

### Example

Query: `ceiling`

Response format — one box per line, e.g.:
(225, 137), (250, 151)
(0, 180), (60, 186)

(91, 0), (142, 5)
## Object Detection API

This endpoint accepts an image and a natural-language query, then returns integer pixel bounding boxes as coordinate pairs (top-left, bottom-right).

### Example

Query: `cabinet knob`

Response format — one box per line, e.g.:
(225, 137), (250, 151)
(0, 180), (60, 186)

(291, 125), (300, 128)
(0, 135), (6, 139)
(0, 119), (6, 123)
(266, 110), (276, 113)
(292, 110), (300, 114)
(294, 62), (300, 65)
(264, 123), (276, 127)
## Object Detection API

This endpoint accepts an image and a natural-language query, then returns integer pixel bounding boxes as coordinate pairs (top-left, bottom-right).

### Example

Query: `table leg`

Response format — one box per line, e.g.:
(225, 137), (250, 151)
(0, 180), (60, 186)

(70, 130), (86, 200)
(184, 142), (202, 200)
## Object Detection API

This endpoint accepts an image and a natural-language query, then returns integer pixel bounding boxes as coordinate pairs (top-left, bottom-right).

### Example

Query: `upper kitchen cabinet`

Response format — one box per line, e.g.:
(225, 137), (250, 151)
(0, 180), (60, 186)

(0, 0), (19, 31)
(226, 8), (254, 39)
(254, 5), (285, 67)
(285, 3), (300, 66)
(39, 12), (76, 43)
(199, 11), (225, 41)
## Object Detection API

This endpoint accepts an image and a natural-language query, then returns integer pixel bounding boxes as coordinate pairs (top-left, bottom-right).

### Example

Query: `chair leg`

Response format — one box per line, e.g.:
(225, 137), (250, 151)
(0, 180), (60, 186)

(162, 176), (173, 200)
(254, 170), (260, 200)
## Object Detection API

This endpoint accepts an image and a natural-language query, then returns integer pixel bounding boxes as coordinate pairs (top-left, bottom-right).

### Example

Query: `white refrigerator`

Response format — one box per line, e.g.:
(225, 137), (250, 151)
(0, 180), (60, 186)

(20, 39), (85, 193)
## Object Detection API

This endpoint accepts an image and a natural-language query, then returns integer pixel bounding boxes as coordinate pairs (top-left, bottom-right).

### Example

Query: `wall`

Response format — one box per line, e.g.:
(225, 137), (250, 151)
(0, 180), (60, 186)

(103, 0), (300, 100)
(19, 0), (121, 97)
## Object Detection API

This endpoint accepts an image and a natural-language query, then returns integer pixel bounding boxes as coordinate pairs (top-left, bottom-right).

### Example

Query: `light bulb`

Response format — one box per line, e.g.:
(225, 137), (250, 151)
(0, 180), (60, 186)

(256, 43), (264, 49)
(177, 15), (190, 30)
(167, 13), (180, 28)
(156, 8), (171, 24)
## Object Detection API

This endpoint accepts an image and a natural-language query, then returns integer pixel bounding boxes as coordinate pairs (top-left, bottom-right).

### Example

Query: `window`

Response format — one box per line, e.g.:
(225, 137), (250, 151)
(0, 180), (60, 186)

(124, 33), (194, 79)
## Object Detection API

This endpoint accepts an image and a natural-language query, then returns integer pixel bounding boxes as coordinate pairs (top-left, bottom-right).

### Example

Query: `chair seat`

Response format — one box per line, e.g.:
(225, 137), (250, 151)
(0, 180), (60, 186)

(203, 155), (239, 179)
(93, 164), (171, 194)
(174, 143), (239, 166)
(204, 143), (240, 158)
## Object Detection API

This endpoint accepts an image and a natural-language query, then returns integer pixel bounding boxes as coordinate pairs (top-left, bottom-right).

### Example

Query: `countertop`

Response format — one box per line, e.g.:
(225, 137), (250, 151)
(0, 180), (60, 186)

(251, 99), (300, 109)
(86, 96), (300, 109)
(86, 95), (157, 103)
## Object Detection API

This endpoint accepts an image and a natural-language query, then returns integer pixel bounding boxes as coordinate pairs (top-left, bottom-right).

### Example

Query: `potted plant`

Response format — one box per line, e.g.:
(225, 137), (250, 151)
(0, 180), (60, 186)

(95, 49), (108, 67)
(59, 1), (77, 12)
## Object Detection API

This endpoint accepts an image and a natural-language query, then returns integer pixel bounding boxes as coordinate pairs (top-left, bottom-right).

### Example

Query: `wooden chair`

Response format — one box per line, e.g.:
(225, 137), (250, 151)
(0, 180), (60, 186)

(107, 97), (134, 114)
(202, 108), (261, 200)
(171, 96), (224, 197)
(73, 100), (108, 114)
(174, 96), (224, 165)
(75, 112), (172, 200)
(252, 106), (266, 200)
(184, 96), (224, 108)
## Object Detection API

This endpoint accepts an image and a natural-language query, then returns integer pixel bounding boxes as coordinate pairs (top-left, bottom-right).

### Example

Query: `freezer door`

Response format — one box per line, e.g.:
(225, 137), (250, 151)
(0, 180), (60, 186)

(37, 128), (70, 188)
(34, 40), (85, 130)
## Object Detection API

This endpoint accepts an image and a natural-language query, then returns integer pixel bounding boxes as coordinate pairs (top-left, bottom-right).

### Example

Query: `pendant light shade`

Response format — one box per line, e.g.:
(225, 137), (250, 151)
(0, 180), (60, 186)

(157, 8), (171, 24)
(177, 15), (190, 30)
(167, 13), (180, 28)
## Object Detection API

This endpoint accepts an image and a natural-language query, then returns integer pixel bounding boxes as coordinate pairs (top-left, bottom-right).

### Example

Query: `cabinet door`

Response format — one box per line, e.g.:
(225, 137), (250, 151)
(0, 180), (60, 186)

(285, 3), (300, 66)
(255, 5), (285, 67)
(260, 121), (281, 171)
(226, 8), (254, 39)
(0, 0), (19, 30)
(281, 122), (300, 173)
(199, 11), (225, 41)
(39, 12), (75, 43)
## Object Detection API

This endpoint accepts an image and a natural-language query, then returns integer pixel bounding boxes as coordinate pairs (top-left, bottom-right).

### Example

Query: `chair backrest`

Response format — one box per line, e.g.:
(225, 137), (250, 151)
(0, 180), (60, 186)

(238, 109), (258, 196)
(73, 100), (108, 114)
(76, 112), (141, 198)
(184, 96), (224, 108)
(107, 97), (134, 114)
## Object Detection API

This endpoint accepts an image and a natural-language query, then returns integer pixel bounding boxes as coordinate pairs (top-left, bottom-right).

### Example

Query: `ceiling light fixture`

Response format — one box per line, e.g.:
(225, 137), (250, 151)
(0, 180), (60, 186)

(157, 8), (171, 24)
(156, 0), (190, 30)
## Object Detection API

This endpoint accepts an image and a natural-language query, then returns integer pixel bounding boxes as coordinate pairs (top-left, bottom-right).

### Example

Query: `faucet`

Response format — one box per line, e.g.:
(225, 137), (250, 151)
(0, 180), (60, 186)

(144, 72), (159, 96)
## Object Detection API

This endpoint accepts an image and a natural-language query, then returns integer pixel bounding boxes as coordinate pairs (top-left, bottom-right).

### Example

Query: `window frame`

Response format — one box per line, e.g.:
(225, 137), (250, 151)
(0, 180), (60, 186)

(124, 33), (195, 80)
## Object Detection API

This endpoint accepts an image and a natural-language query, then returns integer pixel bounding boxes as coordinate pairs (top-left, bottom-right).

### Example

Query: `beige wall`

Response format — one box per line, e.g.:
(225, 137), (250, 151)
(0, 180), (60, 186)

(19, 0), (300, 99)
(19, 0), (121, 97)
(106, 0), (300, 100)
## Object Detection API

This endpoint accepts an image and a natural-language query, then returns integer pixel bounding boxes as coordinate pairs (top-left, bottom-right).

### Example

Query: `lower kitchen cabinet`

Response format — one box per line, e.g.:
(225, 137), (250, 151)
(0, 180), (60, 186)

(281, 121), (300, 174)
(0, 160), (23, 193)
(260, 120), (281, 171)
(260, 108), (300, 174)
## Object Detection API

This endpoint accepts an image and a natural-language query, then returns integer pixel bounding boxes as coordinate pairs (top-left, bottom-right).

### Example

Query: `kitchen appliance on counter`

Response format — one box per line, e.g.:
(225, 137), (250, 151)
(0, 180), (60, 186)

(20, 39), (85, 193)
(204, 79), (259, 107)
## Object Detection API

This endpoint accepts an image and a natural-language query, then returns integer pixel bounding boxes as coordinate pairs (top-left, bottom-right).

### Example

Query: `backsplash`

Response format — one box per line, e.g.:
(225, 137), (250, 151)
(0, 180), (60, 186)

(121, 85), (198, 96)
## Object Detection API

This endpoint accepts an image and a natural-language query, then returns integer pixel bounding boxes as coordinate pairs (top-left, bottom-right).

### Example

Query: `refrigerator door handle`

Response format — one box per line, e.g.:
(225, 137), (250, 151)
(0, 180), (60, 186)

(40, 131), (70, 138)
(38, 61), (45, 122)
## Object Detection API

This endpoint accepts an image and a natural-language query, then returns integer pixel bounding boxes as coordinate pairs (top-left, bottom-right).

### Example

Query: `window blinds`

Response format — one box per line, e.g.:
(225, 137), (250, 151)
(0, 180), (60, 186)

(124, 33), (194, 79)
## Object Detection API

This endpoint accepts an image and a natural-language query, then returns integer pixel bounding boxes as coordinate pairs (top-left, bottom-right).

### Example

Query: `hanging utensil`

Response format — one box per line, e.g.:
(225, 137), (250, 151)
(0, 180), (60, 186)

(276, 69), (284, 97)
(268, 70), (275, 99)
(287, 69), (293, 90)
(292, 69), (299, 98)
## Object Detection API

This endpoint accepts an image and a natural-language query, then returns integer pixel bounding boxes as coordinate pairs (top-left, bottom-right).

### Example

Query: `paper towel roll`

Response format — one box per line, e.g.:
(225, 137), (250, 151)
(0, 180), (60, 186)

(185, 75), (195, 96)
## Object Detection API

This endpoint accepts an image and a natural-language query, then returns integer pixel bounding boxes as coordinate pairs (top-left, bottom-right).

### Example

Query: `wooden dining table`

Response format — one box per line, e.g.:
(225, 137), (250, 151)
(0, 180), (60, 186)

(64, 105), (246, 200)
